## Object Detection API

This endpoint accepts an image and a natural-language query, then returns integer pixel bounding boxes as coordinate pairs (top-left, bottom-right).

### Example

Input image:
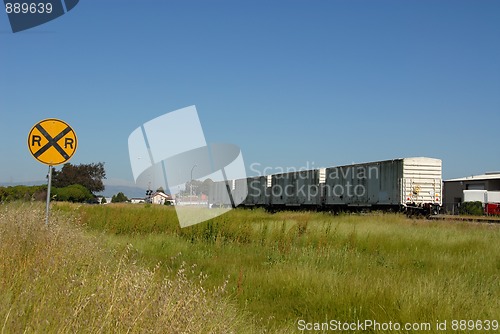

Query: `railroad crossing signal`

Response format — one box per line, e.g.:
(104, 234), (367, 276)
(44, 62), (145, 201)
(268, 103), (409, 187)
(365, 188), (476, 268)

(28, 118), (77, 166)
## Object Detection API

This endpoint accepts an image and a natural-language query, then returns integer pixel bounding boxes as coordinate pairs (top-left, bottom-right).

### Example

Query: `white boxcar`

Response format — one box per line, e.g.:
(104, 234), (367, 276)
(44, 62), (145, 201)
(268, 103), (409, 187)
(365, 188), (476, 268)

(400, 157), (442, 208)
(324, 157), (442, 209)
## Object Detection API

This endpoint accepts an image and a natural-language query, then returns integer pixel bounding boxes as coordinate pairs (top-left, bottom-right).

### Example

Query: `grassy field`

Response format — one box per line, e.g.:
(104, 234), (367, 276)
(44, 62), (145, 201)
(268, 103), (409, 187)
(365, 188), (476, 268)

(68, 203), (500, 332)
(0, 202), (256, 333)
(1, 202), (499, 333)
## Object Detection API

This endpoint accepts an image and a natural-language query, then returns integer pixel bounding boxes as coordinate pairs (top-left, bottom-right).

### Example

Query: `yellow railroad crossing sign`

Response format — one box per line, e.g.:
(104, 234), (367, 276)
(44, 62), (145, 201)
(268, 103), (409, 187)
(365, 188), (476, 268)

(28, 118), (77, 166)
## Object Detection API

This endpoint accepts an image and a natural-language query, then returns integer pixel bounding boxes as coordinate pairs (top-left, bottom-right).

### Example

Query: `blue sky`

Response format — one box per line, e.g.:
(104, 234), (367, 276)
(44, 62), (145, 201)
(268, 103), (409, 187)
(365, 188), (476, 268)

(1, 0), (499, 188)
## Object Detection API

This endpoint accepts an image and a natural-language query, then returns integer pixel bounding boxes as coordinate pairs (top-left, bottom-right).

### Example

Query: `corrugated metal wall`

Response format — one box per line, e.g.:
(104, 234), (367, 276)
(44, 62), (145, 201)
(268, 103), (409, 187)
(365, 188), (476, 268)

(402, 158), (442, 205)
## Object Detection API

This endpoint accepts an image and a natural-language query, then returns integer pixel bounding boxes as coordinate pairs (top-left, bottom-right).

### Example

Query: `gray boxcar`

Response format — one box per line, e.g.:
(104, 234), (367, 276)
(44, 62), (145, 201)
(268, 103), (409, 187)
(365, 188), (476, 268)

(208, 180), (233, 207)
(209, 157), (442, 213)
(242, 176), (268, 206)
(208, 178), (248, 208)
(269, 169), (321, 207)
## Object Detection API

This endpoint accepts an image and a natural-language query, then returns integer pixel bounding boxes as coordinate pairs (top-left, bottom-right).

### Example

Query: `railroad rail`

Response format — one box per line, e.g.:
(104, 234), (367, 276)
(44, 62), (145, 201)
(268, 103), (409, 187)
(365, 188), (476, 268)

(429, 214), (500, 224)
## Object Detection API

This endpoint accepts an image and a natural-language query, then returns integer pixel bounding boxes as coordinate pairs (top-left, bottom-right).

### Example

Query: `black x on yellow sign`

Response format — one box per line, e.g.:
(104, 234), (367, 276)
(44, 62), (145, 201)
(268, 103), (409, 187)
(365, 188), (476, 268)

(28, 119), (78, 166)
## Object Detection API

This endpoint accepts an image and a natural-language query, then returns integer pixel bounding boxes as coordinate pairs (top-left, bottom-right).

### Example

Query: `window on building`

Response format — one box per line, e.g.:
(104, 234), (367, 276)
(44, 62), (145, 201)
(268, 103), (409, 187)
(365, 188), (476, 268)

(466, 183), (485, 190)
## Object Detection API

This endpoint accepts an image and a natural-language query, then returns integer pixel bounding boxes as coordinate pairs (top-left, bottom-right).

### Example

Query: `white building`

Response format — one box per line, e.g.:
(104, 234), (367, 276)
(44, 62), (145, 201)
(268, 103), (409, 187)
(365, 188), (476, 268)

(443, 172), (500, 213)
(150, 192), (174, 205)
(130, 198), (145, 204)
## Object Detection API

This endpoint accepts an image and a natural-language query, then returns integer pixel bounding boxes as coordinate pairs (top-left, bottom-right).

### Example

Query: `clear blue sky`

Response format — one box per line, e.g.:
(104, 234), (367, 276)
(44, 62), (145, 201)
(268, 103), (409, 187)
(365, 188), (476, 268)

(1, 0), (499, 187)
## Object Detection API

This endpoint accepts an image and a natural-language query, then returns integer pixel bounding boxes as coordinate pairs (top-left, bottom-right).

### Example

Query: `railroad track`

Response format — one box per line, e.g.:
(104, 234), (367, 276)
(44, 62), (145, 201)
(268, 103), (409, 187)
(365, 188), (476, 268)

(429, 214), (500, 224)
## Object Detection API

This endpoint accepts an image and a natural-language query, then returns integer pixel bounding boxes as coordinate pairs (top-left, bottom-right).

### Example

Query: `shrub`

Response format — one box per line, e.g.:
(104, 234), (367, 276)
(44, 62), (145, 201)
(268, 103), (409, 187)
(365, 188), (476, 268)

(459, 201), (484, 216)
(0, 185), (46, 202)
(52, 184), (94, 203)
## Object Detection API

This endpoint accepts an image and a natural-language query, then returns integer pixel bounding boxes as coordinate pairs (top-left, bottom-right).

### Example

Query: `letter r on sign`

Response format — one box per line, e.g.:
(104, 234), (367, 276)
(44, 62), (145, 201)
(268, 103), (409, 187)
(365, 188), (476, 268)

(32, 135), (42, 147)
(65, 138), (74, 149)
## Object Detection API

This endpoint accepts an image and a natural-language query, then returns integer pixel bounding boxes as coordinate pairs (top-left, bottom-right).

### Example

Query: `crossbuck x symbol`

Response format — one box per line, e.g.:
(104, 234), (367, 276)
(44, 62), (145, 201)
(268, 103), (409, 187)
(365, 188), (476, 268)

(32, 124), (73, 160)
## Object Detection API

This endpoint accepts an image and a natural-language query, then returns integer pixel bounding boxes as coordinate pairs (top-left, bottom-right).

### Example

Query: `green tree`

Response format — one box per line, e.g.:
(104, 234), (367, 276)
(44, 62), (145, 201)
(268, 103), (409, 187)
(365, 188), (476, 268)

(200, 178), (214, 195)
(111, 192), (129, 203)
(182, 179), (213, 196)
(184, 180), (203, 195)
(52, 162), (106, 193)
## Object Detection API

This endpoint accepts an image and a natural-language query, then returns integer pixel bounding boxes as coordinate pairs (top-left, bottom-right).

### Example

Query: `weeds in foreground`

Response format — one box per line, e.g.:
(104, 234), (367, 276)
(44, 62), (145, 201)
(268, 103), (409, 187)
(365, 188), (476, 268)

(0, 202), (257, 333)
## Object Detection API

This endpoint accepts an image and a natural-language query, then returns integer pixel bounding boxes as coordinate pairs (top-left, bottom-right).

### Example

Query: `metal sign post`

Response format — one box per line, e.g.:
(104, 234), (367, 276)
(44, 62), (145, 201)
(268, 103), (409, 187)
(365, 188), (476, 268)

(28, 118), (77, 226)
(46, 165), (52, 226)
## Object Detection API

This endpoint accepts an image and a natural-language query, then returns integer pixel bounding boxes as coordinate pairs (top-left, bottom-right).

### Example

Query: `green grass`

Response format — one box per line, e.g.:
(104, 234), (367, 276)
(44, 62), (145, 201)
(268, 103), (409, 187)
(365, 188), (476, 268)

(0, 202), (257, 333)
(62, 203), (500, 333)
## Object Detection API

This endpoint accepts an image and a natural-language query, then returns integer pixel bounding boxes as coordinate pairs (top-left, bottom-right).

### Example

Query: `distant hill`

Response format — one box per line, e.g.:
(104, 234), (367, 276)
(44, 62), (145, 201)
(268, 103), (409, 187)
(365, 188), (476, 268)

(96, 185), (148, 199)
(0, 181), (46, 187)
(0, 181), (148, 200)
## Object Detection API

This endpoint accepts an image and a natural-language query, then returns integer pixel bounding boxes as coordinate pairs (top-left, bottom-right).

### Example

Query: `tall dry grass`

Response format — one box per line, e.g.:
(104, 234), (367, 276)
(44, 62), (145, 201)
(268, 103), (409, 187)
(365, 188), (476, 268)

(0, 202), (255, 333)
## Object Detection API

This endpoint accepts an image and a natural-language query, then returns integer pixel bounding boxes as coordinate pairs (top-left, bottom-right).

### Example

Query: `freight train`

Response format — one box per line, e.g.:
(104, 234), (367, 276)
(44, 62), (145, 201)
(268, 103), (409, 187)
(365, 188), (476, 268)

(208, 157), (443, 215)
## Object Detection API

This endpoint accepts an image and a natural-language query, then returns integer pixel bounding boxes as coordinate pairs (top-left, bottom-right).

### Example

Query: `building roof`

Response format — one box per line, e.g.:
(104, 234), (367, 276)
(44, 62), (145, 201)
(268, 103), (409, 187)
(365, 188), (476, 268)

(445, 172), (500, 182)
(151, 191), (173, 199)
